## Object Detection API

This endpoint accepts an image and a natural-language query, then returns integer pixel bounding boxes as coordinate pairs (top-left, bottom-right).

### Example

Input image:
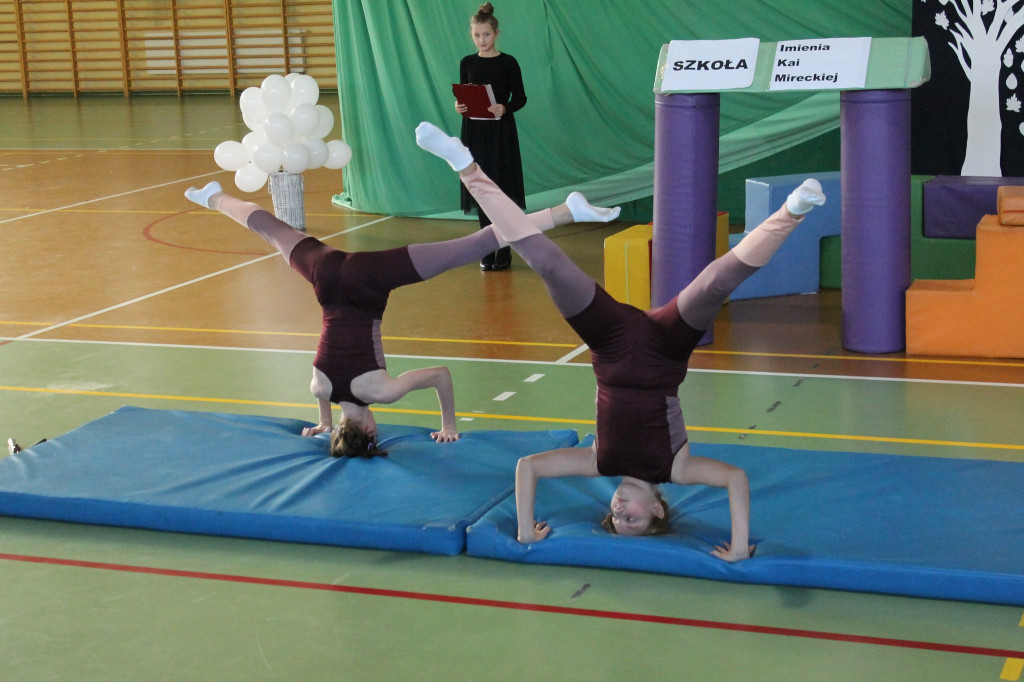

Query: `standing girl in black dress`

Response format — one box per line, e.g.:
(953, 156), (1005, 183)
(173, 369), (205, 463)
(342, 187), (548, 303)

(455, 2), (526, 271)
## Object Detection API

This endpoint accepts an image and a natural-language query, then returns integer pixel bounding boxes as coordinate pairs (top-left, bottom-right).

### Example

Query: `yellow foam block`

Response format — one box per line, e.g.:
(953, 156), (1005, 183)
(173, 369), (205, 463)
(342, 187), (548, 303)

(715, 211), (730, 259)
(603, 213), (730, 310)
(604, 224), (653, 309)
(997, 185), (1024, 226)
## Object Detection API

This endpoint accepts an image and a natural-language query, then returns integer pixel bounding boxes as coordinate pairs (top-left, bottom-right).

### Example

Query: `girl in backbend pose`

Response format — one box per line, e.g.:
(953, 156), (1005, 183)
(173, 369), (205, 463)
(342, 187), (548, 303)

(415, 120), (824, 562)
(183, 180), (619, 458)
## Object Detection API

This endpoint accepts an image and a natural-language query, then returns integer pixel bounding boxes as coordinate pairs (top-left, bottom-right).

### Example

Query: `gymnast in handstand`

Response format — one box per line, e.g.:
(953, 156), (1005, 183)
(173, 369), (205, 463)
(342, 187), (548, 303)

(183, 180), (619, 458)
(416, 121), (824, 561)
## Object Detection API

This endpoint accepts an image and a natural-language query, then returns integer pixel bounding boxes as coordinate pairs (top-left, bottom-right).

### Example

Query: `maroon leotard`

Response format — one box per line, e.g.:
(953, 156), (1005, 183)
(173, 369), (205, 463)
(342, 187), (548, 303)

(566, 286), (704, 484)
(287, 237), (423, 406)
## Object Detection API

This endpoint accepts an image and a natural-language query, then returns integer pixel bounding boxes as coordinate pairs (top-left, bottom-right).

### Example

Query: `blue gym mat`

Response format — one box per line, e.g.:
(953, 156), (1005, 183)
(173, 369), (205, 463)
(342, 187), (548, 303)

(466, 441), (1024, 606)
(0, 406), (579, 556)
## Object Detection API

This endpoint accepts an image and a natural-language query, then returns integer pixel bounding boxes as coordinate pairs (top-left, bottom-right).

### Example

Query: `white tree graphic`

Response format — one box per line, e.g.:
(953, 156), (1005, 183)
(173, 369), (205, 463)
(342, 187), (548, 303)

(929, 0), (1024, 175)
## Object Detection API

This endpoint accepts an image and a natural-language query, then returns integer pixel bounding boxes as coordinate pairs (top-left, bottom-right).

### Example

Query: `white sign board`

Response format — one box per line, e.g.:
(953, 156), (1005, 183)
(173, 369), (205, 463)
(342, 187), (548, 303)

(769, 37), (872, 91)
(661, 38), (760, 92)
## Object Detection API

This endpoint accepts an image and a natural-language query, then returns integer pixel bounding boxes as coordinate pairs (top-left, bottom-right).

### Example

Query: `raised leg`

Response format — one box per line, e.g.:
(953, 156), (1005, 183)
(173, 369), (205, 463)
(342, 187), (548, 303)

(677, 179), (825, 329)
(185, 181), (308, 262)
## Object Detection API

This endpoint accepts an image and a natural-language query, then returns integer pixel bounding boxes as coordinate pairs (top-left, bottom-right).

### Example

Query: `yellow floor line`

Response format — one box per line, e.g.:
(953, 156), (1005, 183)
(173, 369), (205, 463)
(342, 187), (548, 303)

(7, 319), (1024, 366)
(3, 385), (1022, 451)
(0, 321), (577, 348)
(1001, 658), (1023, 681)
(694, 348), (1024, 369)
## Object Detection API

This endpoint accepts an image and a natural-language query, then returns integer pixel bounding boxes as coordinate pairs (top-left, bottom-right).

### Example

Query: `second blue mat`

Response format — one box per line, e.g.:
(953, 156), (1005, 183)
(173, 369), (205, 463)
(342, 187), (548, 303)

(466, 442), (1024, 605)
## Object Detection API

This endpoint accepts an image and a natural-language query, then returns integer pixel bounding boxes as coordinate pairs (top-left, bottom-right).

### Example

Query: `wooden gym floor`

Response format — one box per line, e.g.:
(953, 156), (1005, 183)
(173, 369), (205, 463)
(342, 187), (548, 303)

(1, 95), (1022, 681)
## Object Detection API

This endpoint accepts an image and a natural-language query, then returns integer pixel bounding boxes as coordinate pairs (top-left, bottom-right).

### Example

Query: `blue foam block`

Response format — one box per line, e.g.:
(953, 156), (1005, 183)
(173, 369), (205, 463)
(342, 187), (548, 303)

(728, 172), (842, 300)
(0, 406), (579, 556)
(466, 442), (1024, 605)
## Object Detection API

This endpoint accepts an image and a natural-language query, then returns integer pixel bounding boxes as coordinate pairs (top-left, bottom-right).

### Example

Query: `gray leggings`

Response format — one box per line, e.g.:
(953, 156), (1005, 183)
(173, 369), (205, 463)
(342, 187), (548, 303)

(510, 233), (756, 329)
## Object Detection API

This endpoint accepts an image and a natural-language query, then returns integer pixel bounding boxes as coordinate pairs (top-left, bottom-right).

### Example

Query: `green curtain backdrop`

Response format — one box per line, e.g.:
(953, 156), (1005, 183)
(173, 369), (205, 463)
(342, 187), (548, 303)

(331, 0), (911, 218)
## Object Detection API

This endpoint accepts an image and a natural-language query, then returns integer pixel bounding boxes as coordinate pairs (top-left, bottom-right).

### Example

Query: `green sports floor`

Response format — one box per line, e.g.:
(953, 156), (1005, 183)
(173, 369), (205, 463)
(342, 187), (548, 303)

(1, 95), (1023, 681)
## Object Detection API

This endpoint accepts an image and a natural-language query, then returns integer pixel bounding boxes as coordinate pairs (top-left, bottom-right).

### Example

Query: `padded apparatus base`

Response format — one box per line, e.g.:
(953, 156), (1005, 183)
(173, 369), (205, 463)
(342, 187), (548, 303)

(466, 442), (1024, 606)
(0, 406), (579, 556)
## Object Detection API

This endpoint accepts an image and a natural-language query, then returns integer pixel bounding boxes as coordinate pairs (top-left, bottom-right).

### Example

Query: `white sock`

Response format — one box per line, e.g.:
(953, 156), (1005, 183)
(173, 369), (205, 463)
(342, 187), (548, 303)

(786, 179), (826, 216)
(415, 122), (474, 172)
(566, 191), (621, 223)
(185, 181), (224, 209)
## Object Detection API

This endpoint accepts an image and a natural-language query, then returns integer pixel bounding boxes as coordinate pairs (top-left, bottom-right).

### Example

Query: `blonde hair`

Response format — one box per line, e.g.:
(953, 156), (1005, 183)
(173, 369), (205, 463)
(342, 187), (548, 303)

(329, 421), (387, 458)
(472, 2), (498, 31)
(601, 486), (672, 536)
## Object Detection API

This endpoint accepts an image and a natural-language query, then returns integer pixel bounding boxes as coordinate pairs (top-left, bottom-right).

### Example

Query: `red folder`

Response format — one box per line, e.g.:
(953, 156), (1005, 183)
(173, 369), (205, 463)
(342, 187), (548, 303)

(452, 83), (500, 120)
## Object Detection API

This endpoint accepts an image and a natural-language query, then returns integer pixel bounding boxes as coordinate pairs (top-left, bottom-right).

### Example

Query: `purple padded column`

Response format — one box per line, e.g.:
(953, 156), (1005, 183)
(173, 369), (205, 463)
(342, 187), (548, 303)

(652, 92), (720, 343)
(840, 89), (911, 353)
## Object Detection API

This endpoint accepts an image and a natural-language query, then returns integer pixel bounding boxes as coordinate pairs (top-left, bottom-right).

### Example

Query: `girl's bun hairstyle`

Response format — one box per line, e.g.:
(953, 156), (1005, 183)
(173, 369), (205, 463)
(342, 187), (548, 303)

(473, 3), (498, 30)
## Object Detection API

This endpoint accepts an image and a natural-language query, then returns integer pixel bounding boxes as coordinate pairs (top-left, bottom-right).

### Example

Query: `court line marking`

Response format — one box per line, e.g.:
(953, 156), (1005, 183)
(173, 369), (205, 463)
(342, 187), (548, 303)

(0, 552), (1020, 660)
(555, 344), (591, 364)
(3, 337), (1024, 390)
(0, 171), (223, 225)
(7, 319), (1024, 369)
(1003, 658), (1024, 681)
(0, 321), (578, 348)
(1, 217), (392, 344)
(696, 348), (1024, 370)
(1, 384), (1022, 451)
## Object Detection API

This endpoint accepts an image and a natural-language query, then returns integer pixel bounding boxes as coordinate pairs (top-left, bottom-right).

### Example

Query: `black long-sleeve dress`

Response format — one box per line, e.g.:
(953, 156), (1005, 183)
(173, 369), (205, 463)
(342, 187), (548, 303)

(459, 52), (527, 267)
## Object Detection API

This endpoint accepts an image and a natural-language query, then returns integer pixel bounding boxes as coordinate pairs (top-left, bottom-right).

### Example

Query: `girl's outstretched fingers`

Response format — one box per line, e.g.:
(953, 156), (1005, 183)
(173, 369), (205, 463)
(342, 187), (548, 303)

(430, 428), (460, 443)
(711, 541), (757, 562)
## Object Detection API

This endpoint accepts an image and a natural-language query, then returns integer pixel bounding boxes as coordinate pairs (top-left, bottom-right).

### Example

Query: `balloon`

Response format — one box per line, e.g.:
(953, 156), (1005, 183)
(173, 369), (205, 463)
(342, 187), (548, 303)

(252, 142), (284, 174)
(291, 74), (319, 106)
(242, 111), (266, 134)
(260, 74), (291, 113)
(214, 140), (249, 171)
(305, 138), (328, 169)
(281, 142), (311, 173)
(285, 73), (301, 84)
(323, 139), (352, 169)
(241, 131), (268, 155)
(264, 111), (295, 147)
(290, 103), (319, 138)
(239, 86), (267, 123)
(235, 163), (269, 192)
(312, 105), (335, 139)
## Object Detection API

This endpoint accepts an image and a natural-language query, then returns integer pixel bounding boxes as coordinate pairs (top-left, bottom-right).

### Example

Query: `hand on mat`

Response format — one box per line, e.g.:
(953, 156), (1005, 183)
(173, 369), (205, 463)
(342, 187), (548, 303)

(518, 521), (551, 543)
(711, 542), (756, 563)
(430, 428), (460, 443)
(302, 423), (333, 437)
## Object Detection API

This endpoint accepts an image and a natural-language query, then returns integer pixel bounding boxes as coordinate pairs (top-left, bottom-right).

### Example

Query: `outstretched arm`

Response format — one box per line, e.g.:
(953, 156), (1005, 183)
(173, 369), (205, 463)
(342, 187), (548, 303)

(515, 443), (599, 543)
(301, 369), (335, 436)
(351, 367), (459, 442)
(673, 455), (754, 562)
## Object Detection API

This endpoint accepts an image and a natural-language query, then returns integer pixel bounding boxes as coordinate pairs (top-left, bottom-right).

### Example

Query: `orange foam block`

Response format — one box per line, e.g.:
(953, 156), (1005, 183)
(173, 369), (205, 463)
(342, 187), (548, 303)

(906, 215), (1024, 357)
(997, 185), (1024, 226)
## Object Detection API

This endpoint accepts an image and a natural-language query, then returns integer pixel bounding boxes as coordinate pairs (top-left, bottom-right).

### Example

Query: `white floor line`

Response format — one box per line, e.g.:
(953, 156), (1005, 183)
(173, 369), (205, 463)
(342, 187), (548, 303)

(6, 212), (392, 342)
(554, 344), (590, 364)
(0, 171), (224, 225)
(4, 337), (1024, 390)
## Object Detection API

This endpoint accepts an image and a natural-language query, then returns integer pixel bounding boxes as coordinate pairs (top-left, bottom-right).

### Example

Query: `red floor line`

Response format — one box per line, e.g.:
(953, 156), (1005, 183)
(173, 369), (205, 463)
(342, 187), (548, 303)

(2, 551), (1021, 659)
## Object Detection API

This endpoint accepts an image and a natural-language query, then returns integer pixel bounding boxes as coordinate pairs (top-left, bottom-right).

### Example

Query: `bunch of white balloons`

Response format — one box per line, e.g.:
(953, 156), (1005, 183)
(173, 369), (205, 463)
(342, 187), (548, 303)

(213, 73), (353, 192)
